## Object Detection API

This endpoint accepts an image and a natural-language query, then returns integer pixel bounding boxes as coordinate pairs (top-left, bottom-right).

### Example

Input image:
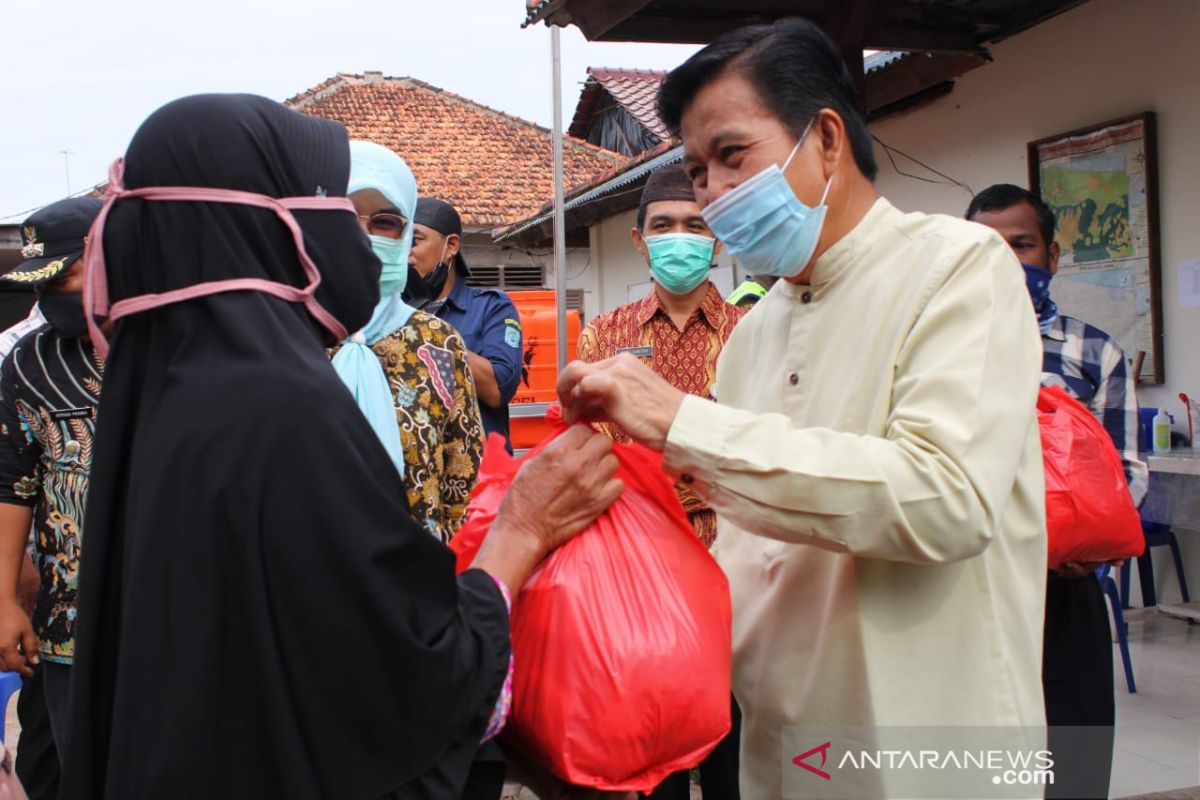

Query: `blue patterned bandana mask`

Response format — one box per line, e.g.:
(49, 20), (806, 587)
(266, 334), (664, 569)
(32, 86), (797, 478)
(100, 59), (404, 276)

(1022, 262), (1058, 334)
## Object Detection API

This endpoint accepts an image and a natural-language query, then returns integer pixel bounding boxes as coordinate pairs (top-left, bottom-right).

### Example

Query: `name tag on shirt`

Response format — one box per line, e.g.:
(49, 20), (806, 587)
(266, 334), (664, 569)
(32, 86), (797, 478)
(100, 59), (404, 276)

(617, 345), (653, 359)
(49, 407), (93, 421)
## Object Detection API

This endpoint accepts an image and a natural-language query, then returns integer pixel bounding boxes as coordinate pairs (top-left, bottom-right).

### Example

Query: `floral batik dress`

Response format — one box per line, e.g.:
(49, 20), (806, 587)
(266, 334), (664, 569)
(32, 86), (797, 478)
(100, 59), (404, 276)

(367, 311), (484, 542)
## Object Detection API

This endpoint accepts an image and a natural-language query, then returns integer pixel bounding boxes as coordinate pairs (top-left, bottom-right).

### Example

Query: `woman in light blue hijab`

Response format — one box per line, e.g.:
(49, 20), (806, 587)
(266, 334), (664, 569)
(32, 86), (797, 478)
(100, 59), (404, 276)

(333, 141), (485, 541)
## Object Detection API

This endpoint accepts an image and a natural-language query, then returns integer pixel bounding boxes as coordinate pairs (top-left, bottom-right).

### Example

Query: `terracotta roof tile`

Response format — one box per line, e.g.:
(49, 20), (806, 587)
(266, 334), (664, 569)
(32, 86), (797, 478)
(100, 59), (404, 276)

(286, 73), (625, 228)
(569, 67), (670, 142)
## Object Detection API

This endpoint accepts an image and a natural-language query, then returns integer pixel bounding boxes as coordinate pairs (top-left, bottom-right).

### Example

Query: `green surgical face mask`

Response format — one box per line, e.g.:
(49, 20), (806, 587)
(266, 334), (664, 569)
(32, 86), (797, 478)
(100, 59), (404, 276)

(645, 233), (715, 295)
(370, 234), (410, 296)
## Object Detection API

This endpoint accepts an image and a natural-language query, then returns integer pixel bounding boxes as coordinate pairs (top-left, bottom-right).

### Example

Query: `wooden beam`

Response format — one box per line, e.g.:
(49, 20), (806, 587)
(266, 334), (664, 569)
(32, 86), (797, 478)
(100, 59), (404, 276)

(863, 25), (988, 54)
(584, 5), (984, 52)
(867, 81), (955, 123)
(597, 14), (769, 44)
(828, 0), (874, 46)
(562, 0), (1083, 54)
(594, 18), (988, 52)
(826, 0), (874, 107)
(563, 0), (655, 40)
(863, 51), (991, 112)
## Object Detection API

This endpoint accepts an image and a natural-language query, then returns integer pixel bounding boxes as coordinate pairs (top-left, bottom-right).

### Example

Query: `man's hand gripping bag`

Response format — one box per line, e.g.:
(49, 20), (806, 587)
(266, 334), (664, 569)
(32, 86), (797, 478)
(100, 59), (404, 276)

(451, 408), (732, 793)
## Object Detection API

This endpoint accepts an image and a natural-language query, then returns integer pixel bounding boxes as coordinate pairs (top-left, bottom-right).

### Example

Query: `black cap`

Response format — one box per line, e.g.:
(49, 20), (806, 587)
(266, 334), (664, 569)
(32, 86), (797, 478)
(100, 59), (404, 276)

(414, 197), (470, 277)
(639, 164), (696, 216)
(6, 198), (104, 286)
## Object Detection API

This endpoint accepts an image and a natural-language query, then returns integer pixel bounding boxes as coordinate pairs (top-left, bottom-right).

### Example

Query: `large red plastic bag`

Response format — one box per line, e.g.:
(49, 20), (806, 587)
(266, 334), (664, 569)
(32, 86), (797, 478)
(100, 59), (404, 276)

(451, 408), (732, 793)
(1039, 385), (1144, 568)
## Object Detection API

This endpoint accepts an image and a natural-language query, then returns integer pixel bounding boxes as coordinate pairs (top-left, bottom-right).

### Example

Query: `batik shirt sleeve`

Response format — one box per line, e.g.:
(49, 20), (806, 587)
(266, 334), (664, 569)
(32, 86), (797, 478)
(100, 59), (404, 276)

(574, 322), (622, 444)
(441, 330), (485, 538)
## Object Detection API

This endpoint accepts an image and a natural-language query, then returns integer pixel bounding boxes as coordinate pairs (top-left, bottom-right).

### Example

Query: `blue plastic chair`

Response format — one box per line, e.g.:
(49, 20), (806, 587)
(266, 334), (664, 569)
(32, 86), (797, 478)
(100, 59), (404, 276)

(0, 671), (21, 744)
(1097, 565), (1136, 693)
(1119, 520), (1192, 613)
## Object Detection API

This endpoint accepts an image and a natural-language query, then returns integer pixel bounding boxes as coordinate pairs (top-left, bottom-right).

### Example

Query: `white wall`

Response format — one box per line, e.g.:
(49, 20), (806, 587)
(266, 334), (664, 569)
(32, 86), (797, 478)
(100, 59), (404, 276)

(871, 0), (1200, 416)
(563, 245), (598, 323)
(591, 209), (644, 313)
(871, 0), (1200, 602)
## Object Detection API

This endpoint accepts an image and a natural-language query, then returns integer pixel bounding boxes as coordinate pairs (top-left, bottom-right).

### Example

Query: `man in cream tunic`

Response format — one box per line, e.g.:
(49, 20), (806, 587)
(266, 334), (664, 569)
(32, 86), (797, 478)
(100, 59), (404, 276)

(558, 19), (1047, 800)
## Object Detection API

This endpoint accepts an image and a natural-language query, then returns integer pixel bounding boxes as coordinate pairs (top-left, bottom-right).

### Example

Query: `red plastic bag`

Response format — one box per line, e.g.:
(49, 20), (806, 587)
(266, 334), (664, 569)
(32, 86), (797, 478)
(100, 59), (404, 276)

(451, 408), (732, 793)
(1038, 385), (1144, 568)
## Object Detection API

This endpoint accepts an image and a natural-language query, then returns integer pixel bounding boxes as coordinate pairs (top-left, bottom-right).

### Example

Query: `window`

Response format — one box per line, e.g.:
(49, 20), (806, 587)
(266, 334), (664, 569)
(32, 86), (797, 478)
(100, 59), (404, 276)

(464, 263), (544, 290)
(465, 264), (584, 320)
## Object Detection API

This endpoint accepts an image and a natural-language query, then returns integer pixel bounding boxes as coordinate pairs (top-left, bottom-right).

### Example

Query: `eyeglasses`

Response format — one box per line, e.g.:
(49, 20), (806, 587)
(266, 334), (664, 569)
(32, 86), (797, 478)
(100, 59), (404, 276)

(358, 212), (408, 240)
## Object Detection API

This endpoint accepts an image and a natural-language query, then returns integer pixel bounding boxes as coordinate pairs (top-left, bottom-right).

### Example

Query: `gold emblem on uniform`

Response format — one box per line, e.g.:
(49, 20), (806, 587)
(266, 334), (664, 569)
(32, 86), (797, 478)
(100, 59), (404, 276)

(20, 224), (44, 259)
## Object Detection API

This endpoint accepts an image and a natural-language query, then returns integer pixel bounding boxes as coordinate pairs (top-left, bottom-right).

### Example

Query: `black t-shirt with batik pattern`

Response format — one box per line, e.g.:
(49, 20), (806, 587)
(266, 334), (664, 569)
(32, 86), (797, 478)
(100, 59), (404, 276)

(0, 325), (102, 663)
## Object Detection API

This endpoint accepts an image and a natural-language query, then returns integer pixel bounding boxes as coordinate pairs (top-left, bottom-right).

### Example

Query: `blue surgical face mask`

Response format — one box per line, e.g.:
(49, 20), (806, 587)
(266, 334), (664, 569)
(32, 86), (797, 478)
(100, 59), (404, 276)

(370, 234), (410, 296)
(701, 118), (832, 278)
(644, 233), (715, 295)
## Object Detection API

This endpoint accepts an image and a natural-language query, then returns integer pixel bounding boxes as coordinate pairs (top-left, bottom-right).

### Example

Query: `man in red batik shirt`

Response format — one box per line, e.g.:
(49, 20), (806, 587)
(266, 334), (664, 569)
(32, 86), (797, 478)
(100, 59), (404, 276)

(579, 164), (746, 549)
(578, 163), (746, 800)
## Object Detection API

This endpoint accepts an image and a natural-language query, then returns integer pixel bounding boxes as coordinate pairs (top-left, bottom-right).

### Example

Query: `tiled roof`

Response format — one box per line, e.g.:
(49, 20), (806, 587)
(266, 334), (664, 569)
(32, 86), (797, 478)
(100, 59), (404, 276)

(286, 73), (624, 228)
(522, 0), (555, 27)
(568, 67), (670, 142)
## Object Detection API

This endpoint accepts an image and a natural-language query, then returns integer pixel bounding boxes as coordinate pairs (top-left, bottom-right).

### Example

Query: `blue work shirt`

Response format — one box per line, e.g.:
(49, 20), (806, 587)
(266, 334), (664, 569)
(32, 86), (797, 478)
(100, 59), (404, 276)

(434, 279), (522, 447)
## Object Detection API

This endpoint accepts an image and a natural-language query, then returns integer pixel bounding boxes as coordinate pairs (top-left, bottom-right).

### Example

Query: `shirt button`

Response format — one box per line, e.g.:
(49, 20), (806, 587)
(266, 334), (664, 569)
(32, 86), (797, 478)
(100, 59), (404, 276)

(681, 473), (695, 485)
(788, 373), (799, 386)
(801, 291), (813, 304)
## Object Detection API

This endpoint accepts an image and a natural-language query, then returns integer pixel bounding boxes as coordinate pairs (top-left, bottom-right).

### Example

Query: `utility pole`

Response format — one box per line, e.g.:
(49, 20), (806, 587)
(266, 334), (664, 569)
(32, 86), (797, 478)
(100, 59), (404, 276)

(60, 150), (73, 195)
(550, 25), (567, 370)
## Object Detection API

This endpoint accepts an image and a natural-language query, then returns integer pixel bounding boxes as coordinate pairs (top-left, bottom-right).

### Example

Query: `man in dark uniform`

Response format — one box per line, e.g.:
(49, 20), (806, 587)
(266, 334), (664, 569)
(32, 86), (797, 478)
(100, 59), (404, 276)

(405, 198), (522, 797)
(406, 198), (522, 449)
(0, 198), (104, 799)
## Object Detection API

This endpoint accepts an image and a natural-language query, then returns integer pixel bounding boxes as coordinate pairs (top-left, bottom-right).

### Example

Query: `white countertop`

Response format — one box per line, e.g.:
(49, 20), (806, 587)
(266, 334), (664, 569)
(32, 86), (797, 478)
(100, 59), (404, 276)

(1145, 450), (1200, 476)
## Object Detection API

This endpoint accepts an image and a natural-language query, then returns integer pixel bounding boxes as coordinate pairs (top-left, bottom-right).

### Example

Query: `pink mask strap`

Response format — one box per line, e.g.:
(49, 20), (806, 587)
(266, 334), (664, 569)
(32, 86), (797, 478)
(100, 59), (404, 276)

(84, 159), (353, 358)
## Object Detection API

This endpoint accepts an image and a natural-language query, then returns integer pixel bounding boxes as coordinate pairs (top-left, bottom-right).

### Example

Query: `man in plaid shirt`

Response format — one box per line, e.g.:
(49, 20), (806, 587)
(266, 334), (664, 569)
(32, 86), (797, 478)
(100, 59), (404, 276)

(969, 183), (1146, 800)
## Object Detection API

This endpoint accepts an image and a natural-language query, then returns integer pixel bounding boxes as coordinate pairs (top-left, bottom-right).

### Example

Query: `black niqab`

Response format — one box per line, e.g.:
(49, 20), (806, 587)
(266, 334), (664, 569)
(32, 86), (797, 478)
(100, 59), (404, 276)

(59, 94), (509, 799)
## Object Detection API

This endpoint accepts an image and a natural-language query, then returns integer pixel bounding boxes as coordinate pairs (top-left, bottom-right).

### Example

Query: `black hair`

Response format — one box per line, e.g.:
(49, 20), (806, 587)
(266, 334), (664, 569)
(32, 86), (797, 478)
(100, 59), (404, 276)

(658, 17), (878, 182)
(965, 183), (1057, 248)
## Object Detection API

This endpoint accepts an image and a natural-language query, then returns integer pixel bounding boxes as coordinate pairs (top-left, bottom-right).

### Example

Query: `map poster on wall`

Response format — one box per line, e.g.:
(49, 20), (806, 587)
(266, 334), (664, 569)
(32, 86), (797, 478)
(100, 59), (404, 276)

(1028, 112), (1164, 384)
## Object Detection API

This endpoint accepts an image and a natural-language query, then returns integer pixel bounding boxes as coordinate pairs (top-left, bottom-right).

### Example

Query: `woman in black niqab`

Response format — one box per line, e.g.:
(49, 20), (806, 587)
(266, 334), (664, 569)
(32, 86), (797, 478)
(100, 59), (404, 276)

(58, 94), (543, 800)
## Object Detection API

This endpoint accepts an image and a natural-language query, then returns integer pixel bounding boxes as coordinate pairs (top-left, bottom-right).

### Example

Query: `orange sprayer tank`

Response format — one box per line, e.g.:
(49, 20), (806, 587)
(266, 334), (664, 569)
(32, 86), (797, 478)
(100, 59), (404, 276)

(508, 290), (581, 450)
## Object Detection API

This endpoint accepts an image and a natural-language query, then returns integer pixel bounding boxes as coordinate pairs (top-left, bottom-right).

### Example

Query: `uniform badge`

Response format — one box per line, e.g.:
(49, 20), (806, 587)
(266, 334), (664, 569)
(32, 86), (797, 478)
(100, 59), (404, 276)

(20, 225), (44, 259)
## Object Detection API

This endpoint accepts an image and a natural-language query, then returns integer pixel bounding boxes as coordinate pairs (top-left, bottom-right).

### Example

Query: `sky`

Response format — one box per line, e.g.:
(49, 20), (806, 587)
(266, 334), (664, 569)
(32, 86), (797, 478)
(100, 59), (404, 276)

(0, 0), (700, 222)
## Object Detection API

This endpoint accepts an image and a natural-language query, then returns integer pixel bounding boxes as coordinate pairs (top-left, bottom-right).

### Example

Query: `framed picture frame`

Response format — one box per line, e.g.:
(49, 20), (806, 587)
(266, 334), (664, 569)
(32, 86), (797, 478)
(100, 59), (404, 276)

(1028, 112), (1163, 384)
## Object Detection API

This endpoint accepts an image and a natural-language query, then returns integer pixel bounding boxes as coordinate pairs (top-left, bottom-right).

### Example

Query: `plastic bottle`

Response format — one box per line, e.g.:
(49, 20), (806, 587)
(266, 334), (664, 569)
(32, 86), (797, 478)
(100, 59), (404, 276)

(1153, 408), (1172, 454)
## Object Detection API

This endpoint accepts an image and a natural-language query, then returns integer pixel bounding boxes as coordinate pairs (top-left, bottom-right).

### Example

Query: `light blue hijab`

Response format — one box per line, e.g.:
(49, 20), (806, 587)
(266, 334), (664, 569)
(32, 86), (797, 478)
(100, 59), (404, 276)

(331, 141), (418, 477)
